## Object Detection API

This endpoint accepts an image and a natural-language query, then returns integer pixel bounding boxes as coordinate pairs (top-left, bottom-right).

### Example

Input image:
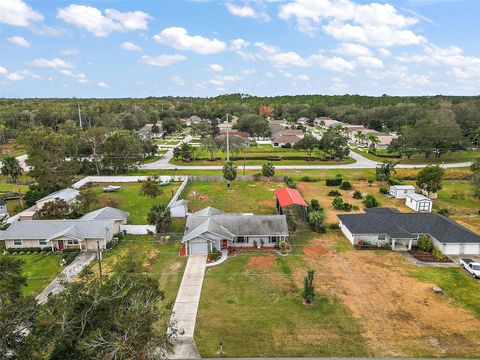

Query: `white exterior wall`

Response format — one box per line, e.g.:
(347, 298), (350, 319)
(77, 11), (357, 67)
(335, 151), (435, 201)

(389, 187), (415, 199)
(405, 197), (432, 212)
(4, 239), (51, 249)
(339, 221), (355, 244)
(170, 205), (187, 218)
(463, 243), (480, 255)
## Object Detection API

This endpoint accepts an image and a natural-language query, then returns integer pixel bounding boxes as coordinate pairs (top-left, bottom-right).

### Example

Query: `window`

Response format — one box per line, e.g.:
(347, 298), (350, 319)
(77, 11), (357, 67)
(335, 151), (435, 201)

(378, 235), (386, 241)
(236, 236), (247, 243)
(419, 202), (430, 211)
(39, 239), (47, 246)
(270, 236), (279, 243)
(13, 239), (22, 246)
(67, 240), (79, 245)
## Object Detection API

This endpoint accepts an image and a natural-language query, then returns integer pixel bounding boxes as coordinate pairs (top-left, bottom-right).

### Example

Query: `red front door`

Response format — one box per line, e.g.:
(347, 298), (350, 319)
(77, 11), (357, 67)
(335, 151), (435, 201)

(222, 239), (228, 248)
(58, 240), (64, 251)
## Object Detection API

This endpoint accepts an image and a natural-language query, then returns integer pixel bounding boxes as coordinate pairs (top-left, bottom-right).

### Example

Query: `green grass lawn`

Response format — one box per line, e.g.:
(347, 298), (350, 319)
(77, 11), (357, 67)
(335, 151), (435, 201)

(2, 253), (62, 296)
(408, 267), (480, 317)
(195, 251), (370, 357)
(353, 148), (479, 164)
(90, 182), (180, 224)
(181, 181), (282, 214)
(95, 234), (187, 330)
(171, 144), (354, 166)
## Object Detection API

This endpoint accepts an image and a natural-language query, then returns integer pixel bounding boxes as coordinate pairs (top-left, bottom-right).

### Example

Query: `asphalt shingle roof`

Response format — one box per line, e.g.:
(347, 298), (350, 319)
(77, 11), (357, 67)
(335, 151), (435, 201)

(80, 207), (129, 221)
(338, 210), (480, 243)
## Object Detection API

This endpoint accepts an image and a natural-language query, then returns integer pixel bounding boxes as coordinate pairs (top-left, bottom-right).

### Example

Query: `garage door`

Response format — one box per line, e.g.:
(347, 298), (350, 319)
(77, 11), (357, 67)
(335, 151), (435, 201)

(190, 241), (208, 255)
(444, 244), (461, 255)
(464, 244), (480, 255)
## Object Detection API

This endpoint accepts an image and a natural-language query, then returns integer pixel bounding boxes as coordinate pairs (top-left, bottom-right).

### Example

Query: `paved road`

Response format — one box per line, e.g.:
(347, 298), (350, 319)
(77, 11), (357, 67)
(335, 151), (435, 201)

(168, 254), (207, 359)
(36, 251), (96, 304)
(140, 148), (472, 170)
(142, 135), (192, 170)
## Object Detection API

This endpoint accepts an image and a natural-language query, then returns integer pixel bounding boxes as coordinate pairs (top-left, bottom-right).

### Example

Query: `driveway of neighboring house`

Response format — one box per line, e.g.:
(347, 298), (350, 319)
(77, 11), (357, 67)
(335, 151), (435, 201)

(35, 251), (96, 304)
(168, 254), (207, 359)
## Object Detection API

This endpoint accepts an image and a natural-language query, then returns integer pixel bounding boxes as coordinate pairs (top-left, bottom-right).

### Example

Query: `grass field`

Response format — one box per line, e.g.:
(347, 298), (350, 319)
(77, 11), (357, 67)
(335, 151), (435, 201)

(91, 234), (187, 330)
(170, 144), (354, 166)
(180, 181), (282, 214)
(2, 253), (62, 296)
(90, 182), (180, 224)
(353, 148), (479, 165)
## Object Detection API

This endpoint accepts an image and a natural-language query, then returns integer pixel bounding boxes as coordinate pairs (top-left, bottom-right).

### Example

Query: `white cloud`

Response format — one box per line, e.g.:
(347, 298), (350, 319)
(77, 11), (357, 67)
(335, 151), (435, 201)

(242, 69), (257, 75)
(335, 42), (371, 57)
(265, 72), (275, 78)
(62, 48), (80, 56)
(0, 0), (43, 27)
(271, 51), (309, 68)
(98, 82), (109, 88)
(0, 67), (8, 75)
(230, 38), (250, 51)
(209, 64), (224, 72)
(6, 72), (24, 81)
(121, 42), (141, 51)
(297, 74), (310, 80)
(140, 54), (186, 67)
(356, 56), (383, 69)
(310, 54), (356, 71)
(57, 5), (152, 37)
(31, 58), (75, 69)
(209, 74), (242, 86)
(59, 69), (88, 83)
(330, 76), (348, 92)
(171, 75), (185, 85)
(278, 0), (426, 47)
(8, 35), (30, 48)
(153, 27), (226, 55)
(225, 3), (270, 21)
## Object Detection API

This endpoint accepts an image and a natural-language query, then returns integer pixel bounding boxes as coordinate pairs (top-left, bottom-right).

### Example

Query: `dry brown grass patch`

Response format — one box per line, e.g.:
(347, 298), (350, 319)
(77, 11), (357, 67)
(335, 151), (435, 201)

(247, 256), (276, 270)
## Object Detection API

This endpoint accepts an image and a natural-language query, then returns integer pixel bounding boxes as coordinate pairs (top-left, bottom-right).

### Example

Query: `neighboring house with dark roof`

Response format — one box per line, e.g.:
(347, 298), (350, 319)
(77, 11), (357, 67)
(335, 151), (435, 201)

(0, 207), (129, 251)
(181, 207), (289, 255)
(338, 208), (480, 255)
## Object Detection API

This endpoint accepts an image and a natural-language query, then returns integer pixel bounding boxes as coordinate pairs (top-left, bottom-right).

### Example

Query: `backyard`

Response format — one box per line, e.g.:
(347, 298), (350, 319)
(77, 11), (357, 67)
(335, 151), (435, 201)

(191, 180), (480, 357)
(89, 182), (180, 224)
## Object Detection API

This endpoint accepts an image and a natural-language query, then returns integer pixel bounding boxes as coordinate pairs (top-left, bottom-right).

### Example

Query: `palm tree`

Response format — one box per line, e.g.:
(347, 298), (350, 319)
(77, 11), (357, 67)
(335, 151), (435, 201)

(472, 127), (480, 148)
(1, 157), (23, 207)
(147, 204), (171, 233)
(368, 135), (380, 150)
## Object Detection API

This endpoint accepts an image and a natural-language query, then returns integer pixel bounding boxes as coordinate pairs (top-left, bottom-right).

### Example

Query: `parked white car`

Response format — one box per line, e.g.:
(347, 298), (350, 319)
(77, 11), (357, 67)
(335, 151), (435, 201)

(460, 258), (480, 279)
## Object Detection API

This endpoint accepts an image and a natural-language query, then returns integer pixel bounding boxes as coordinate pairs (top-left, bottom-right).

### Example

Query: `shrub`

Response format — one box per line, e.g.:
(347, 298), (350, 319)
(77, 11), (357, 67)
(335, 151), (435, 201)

(6, 247), (50, 254)
(303, 269), (316, 304)
(332, 197), (352, 211)
(432, 247), (445, 260)
(387, 178), (404, 186)
(310, 199), (321, 211)
(308, 210), (326, 233)
(300, 176), (318, 182)
(329, 223), (340, 230)
(284, 176), (297, 189)
(328, 190), (341, 197)
(437, 208), (450, 216)
(62, 251), (79, 266)
(417, 235), (433, 252)
(352, 190), (362, 199)
(379, 187), (388, 194)
(352, 205), (359, 210)
(363, 194), (379, 208)
(326, 177), (342, 186)
(339, 181), (352, 190)
(209, 247), (220, 261)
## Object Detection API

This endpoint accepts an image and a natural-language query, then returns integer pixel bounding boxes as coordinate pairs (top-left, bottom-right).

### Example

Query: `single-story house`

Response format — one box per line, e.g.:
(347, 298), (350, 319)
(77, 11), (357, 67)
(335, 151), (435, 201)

(138, 123), (164, 139)
(389, 185), (416, 199)
(338, 208), (480, 255)
(181, 207), (289, 255)
(406, 193), (432, 213)
(1, 207), (129, 251)
(36, 188), (80, 210)
(276, 187), (308, 220)
(80, 206), (130, 232)
(169, 199), (188, 218)
(271, 135), (303, 147)
(0, 199), (8, 217)
(316, 118), (343, 128)
(271, 129), (304, 140)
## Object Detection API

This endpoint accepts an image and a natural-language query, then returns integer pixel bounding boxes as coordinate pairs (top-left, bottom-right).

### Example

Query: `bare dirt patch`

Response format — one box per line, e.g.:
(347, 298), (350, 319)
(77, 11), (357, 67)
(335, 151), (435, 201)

(248, 256), (276, 270)
(303, 244), (328, 257)
(169, 261), (181, 272)
(143, 249), (161, 270)
(302, 237), (480, 357)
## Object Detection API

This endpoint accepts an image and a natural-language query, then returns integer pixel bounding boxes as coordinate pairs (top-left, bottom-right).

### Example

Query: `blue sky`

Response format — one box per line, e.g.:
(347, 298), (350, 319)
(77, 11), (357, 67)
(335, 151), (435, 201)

(0, 0), (479, 98)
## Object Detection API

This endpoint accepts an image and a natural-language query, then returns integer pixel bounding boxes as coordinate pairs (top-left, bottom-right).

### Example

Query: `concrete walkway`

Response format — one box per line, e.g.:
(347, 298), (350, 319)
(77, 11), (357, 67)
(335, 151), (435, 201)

(36, 252), (96, 304)
(168, 254), (207, 359)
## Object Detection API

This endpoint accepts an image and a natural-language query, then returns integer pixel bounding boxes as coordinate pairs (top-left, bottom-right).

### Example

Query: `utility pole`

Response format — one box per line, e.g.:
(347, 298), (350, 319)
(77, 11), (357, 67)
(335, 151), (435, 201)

(226, 113), (230, 162)
(77, 103), (83, 129)
(97, 241), (103, 280)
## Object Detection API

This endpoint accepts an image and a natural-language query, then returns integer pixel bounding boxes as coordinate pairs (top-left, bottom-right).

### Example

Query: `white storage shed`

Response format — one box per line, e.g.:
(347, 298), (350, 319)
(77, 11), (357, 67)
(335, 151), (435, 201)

(389, 185), (416, 199)
(405, 193), (433, 212)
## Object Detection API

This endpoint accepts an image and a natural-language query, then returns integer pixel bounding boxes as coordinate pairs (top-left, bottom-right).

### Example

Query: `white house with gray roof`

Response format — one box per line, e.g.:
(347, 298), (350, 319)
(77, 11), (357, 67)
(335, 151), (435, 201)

(0, 207), (129, 252)
(182, 207), (289, 255)
(338, 208), (480, 255)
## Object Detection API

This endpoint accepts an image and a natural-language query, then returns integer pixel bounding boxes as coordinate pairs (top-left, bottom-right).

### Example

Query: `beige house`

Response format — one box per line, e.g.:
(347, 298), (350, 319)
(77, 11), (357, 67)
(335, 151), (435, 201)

(0, 207), (129, 252)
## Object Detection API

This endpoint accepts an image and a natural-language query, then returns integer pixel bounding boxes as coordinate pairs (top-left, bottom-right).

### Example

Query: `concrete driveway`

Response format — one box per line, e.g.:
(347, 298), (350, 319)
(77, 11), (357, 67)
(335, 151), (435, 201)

(168, 254), (207, 359)
(36, 251), (96, 304)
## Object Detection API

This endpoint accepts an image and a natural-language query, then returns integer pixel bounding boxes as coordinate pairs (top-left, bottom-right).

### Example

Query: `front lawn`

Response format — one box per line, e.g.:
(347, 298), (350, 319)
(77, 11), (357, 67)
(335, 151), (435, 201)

(90, 182), (180, 224)
(3, 253), (62, 296)
(181, 181), (283, 214)
(91, 234), (187, 330)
